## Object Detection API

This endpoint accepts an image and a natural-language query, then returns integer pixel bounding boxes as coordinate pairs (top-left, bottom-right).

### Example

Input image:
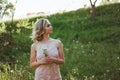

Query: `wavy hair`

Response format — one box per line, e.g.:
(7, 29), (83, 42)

(30, 18), (49, 42)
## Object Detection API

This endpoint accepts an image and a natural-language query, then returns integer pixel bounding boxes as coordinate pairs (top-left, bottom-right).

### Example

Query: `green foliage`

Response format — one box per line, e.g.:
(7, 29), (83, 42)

(0, 3), (120, 80)
(0, 22), (6, 33)
(0, 63), (33, 80)
(96, 3), (120, 16)
(0, 0), (15, 19)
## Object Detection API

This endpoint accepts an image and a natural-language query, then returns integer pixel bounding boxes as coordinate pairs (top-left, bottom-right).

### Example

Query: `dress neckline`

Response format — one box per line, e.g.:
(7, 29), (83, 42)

(38, 38), (54, 44)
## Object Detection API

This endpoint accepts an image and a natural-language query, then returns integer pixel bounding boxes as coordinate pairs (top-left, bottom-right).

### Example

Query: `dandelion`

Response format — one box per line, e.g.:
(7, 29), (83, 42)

(106, 70), (110, 72)
(74, 46), (77, 49)
(88, 41), (91, 44)
(91, 75), (95, 79)
(65, 48), (69, 51)
(73, 40), (75, 42)
(84, 76), (88, 80)
(82, 51), (85, 53)
(117, 56), (119, 59)
(10, 70), (14, 73)
(118, 68), (120, 70)
(76, 41), (79, 43)
(81, 45), (83, 48)
(42, 48), (48, 57)
(91, 49), (94, 52)
(104, 73), (106, 76)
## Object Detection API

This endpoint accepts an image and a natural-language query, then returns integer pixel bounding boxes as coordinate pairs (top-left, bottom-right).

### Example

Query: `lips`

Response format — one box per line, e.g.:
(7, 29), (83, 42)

(50, 29), (53, 31)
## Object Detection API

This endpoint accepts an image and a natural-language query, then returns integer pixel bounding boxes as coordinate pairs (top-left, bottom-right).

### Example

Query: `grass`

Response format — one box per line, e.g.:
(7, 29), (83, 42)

(0, 3), (120, 80)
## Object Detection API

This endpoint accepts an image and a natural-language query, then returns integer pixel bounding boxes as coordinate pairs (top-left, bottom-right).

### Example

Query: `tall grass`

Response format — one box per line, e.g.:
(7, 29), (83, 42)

(0, 3), (120, 80)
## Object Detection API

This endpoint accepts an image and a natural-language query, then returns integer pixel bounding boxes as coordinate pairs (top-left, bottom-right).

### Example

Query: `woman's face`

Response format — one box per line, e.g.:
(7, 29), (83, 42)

(44, 21), (53, 34)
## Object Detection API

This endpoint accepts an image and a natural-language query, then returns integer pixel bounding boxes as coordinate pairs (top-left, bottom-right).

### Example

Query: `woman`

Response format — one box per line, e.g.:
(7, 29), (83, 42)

(30, 18), (65, 80)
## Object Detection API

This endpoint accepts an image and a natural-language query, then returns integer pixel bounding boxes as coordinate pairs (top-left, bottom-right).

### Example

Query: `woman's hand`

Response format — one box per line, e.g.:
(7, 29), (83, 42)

(37, 57), (48, 65)
(46, 56), (57, 64)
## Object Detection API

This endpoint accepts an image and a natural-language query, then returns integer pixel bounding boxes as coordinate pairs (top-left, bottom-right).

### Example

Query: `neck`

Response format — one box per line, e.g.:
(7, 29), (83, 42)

(43, 34), (50, 41)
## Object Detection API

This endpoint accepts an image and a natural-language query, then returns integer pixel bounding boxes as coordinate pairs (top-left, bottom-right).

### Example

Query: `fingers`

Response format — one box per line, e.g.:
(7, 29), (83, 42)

(37, 56), (56, 64)
(37, 57), (47, 63)
(46, 56), (55, 64)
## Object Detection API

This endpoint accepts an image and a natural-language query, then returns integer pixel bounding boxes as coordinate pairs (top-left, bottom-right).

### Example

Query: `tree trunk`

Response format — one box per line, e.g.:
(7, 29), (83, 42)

(9, 10), (14, 45)
(89, 0), (97, 18)
(91, 4), (96, 18)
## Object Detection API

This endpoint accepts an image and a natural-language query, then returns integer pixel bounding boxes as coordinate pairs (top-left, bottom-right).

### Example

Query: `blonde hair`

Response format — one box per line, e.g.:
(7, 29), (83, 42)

(30, 18), (49, 42)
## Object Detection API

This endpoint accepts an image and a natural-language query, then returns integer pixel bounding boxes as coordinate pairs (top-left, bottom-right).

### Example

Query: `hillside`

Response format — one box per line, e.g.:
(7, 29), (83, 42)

(0, 3), (120, 80)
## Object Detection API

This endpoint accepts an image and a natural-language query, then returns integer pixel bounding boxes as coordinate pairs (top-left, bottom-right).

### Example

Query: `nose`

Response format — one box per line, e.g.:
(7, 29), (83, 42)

(50, 25), (52, 29)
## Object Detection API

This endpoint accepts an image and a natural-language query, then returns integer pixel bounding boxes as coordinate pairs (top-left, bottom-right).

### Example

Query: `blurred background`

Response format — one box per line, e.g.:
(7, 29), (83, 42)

(0, 0), (120, 80)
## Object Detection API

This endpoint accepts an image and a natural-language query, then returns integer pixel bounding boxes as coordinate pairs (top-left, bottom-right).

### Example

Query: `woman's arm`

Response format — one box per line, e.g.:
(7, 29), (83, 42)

(46, 40), (65, 65)
(30, 43), (47, 68)
(55, 40), (65, 64)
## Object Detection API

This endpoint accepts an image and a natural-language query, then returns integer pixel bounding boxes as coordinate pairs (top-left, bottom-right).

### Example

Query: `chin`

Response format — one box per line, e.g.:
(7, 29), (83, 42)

(48, 31), (52, 34)
(50, 31), (53, 33)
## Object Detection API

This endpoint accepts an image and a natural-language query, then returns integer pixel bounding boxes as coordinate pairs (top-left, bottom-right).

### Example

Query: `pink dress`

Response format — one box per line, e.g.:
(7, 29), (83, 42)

(35, 39), (62, 80)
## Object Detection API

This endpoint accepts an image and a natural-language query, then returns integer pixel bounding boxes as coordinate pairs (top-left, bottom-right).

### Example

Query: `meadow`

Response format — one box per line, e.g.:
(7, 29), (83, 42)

(0, 3), (120, 80)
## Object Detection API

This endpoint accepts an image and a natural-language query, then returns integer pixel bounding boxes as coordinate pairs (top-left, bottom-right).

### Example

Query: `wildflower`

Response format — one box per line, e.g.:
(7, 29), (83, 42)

(42, 48), (48, 57)
(106, 70), (110, 72)
(81, 45), (83, 48)
(65, 48), (69, 51)
(82, 51), (85, 53)
(118, 68), (120, 70)
(91, 75), (94, 78)
(10, 70), (14, 73)
(92, 49), (94, 52)
(76, 41), (79, 43)
(117, 56), (119, 59)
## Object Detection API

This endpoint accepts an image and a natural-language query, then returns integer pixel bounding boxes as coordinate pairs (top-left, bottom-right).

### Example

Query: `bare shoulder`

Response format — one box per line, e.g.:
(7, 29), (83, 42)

(52, 38), (63, 47)
(31, 42), (38, 50)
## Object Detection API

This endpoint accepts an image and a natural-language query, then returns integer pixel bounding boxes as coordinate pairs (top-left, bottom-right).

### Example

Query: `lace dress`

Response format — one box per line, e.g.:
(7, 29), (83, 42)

(35, 39), (62, 80)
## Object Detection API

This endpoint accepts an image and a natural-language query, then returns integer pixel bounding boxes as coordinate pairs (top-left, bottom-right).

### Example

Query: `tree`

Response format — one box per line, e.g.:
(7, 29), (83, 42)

(101, 0), (119, 5)
(0, 0), (14, 20)
(89, 0), (97, 18)
(0, 0), (17, 45)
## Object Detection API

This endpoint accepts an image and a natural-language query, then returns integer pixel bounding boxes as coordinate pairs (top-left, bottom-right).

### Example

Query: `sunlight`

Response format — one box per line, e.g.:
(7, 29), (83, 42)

(8, 0), (95, 19)
(5, 0), (120, 20)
